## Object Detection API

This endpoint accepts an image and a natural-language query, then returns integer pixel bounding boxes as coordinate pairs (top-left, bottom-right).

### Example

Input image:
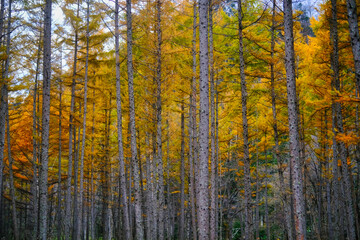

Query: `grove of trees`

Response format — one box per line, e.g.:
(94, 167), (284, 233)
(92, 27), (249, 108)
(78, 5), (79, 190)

(0, 0), (359, 239)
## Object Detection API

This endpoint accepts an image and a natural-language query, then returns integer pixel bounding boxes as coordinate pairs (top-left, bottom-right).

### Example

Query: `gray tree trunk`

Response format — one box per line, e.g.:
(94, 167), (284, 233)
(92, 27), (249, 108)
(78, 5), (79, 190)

(270, 1), (293, 238)
(115, 0), (132, 238)
(30, 27), (42, 240)
(198, 0), (210, 239)
(209, 2), (217, 239)
(155, 1), (165, 239)
(65, 2), (80, 239)
(283, 0), (307, 239)
(0, 0), (5, 235)
(346, 0), (360, 96)
(7, 83), (19, 240)
(179, 102), (185, 240)
(237, 1), (252, 238)
(330, 1), (356, 238)
(75, 1), (90, 238)
(127, 0), (144, 238)
(39, 0), (52, 238)
(57, 48), (63, 240)
(188, 1), (197, 238)
(0, 0), (7, 235)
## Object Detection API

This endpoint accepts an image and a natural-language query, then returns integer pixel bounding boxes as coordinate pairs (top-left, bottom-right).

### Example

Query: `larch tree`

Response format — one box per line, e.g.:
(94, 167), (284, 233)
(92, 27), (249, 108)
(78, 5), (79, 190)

(39, 0), (52, 239)
(237, 0), (252, 238)
(127, 0), (145, 238)
(283, 0), (306, 239)
(115, 0), (131, 239)
(198, 0), (210, 239)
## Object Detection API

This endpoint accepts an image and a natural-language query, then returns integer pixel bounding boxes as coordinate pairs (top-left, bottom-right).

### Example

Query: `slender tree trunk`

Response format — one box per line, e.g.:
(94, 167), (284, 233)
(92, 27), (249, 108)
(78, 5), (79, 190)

(115, 0), (132, 239)
(0, 1), (6, 233)
(270, 1), (294, 238)
(7, 96), (19, 240)
(330, 1), (356, 238)
(189, 1), (198, 238)
(57, 49), (63, 240)
(72, 103), (80, 240)
(179, 102), (186, 240)
(198, 0), (210, 239)
(209, 2), (217, 239)
(283, 0), (306, 239)
(0, 0), (8, 236)
(127, 0), (144, 238)
(237, 1), (252, 238)
(90, 89), (96, 240)
(65, 2), (79, 239)
(264, 134), (270, 240)
(255, 143), (260, 240)
(39, 0), (52, 238)
(76, 1), (90, 238)
(345, 0), (360, 96)
(30, 28), (42, 240)
(155, 1), (165, 238)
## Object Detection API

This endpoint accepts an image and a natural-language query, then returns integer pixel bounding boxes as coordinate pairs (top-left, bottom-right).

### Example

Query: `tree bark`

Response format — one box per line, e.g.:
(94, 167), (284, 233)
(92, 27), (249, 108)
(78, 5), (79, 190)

(76, 1), (90, 238)
(346, 0), (360, 96)
(127, 0), (144, 238)
(115, 0), (132, 239)
(65, 1), (79, 239)
(283, 0), (307, 239)
(198, 0), (210, 239)
(57, 48), (63, 240)
(237, 1), (252, 238)
(39, 0), (52, 238)
(179, 102), (185, 240)
(155, 1), (165, 239)
(209, 2), (217, 239)
(270, 0), (293, 238)
(330, 1), (356, 239)
(189, 1), (197, 238)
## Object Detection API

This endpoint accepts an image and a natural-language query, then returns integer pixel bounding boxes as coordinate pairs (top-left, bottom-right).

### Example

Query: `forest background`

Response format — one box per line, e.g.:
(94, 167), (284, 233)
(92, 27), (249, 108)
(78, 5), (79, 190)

(0, 0), (359, 239)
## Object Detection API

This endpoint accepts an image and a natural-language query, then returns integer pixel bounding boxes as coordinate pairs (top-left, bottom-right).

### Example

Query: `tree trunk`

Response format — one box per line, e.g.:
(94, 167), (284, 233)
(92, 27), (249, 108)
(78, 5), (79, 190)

(330, 1), (356, 239)
(7, 91), (19, 240)
(283, 0), (307, 239)
(116, 0), (132, 239)
(346, 0), (360, 96)
(65, 1), (80, 239)
(57, 48), (63, 240)
(76, 1), (90, 238)
(179, 102), (185, 240)
(209, 2), (217, 239)
(0, 1), (6, 233)
(155, 1), (165, 239)
(237, 1), (252, 238)
(39, 0), (52, 238)
(127, 0), (144, 238)
(189, 1), (197, 238)
(270, 1), (294, 238)
(198, 0), (210, 239)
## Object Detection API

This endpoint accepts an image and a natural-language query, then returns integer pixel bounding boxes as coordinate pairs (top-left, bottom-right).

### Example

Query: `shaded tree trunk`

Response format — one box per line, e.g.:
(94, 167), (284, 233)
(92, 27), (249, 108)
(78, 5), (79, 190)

(155, 1), (165, 239)
(238, 0), (252, 238)
(57, 48), (63, 240)
(188, 1), (198, 238)
(179, 102), (185, 240)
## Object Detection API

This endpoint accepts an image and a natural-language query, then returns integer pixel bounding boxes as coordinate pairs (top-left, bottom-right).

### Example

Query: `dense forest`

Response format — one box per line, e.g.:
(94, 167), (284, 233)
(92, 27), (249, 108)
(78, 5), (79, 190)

(0, 0), (359, 239)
